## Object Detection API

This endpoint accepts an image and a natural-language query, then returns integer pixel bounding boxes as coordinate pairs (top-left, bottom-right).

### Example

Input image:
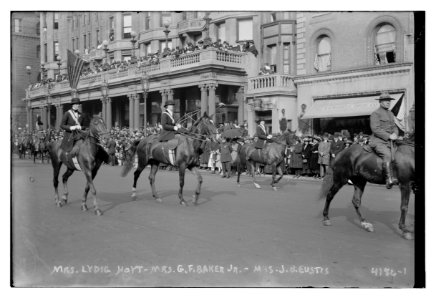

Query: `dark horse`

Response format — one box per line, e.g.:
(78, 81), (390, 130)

(48, 115), (109, 215)
(121, 114), (217, 206)
(32, 135), (50, 163)
(319, 138), (415, 239)
(236, 131), (295, 190)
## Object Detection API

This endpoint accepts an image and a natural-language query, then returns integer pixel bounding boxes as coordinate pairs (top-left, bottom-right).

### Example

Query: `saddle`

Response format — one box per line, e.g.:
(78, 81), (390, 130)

(149, 135), (183, 166)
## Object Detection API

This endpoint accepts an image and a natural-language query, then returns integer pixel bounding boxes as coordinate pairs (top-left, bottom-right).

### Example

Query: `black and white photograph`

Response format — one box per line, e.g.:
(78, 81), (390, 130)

(9, 5), (426, 289)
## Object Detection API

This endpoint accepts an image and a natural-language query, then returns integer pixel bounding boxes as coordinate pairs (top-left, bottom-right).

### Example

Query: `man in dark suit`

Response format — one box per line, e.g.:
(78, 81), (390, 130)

(220, 138), (232, 178)
(330, 132), (345, 163)
(60, 98), (86, 156)
(369, 92), (399, 189)
(279, 109), (287, 133)
(107, 138), (117, 166)
(159, 100), (179, 142)
(254, 120), (272, 149)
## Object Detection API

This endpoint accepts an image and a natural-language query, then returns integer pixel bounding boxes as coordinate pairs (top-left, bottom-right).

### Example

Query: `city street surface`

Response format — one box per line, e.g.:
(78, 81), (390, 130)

(12, 158), (415, 287)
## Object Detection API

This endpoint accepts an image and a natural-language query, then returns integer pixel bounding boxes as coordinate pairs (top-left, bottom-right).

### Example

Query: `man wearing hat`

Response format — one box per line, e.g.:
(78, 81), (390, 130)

(60, 97), (86, 156)
(330, 132), (345, 163)
(369, 92), (399, 189)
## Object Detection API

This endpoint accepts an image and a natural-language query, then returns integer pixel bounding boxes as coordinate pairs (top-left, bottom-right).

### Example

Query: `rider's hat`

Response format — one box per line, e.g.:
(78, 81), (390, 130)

(71, 97), (81, 105)
(376, 92), (395, 101)
(164, 100), (175, 107)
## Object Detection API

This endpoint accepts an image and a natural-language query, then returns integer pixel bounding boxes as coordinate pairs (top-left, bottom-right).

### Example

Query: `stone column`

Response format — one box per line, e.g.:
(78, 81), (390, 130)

(199, 84), (208, 116)
(47, 104), (51, 129)
(167, 89), (174, 101)
(55, 103), (62, 129)
(106, 97), (112, 130)
(237, 86), (245, 124)
(208, 83), (217, 123)
(41, 106), (47, 130)
(246, 103), (256, 137)
(160, 89), (168, 111)
(128, 94), (134, 131)
(101, 98), (106, 123)
(271, 105), (279, 134)
(27, 106), (33, 131)
(134, 93), (140, 130)
(143, 91), (148, 129)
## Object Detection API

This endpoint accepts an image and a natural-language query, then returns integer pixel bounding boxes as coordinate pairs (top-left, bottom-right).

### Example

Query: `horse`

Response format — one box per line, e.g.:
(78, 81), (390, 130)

(236, 131), (295, 190)
(319, 137), (415, 239)
(47, 115), (109, 216)
(32, 136), (50, 164)
(121, 113), (217, 206)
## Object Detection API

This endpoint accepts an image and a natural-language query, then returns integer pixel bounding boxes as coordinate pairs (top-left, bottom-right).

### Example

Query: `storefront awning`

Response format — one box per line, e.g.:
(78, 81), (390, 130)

(301, 93), (403, 119)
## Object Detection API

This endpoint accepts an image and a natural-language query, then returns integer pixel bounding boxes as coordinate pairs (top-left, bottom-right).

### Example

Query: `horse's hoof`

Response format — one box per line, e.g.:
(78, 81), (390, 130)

(81, 204), (88, 211)
(180, 200), (188, 206)
(94, 209), (102, 216)
(361, 221), (374, 232)
(254, 183), (261, 189)
(402, 232), (413, 240)
(272, 187), (278, 191)
(131, 193), (137, 199)
(323, 219), (332, 226)
(155, 198), (162, 203)
(56, 201), (63, 208)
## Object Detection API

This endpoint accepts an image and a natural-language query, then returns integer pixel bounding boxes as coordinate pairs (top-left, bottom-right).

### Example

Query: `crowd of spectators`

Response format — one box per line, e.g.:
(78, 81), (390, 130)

(28, 38), (258, 90)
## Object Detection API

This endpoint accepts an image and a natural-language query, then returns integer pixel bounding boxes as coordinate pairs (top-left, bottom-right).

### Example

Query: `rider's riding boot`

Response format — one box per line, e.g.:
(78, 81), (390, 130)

(383, 162), (398, 189)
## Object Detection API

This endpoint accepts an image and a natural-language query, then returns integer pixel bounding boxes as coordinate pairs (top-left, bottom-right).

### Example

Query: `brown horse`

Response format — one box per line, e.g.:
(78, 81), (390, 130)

(236, 131), (295, 190)
(121, 113), (218, 206)
(48, 115), (109, 215)
(319, 138), (415, 239)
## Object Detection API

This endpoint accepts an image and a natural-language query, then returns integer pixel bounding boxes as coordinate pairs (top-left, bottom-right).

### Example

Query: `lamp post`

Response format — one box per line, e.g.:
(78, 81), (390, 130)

(163, 23), (170, 51)
(130, 31), (137, 60)
(102, 40), (109, 63)
(26, 65), (32, 85)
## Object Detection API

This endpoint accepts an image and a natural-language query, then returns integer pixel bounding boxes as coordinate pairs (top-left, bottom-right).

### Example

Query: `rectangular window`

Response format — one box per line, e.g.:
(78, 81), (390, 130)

(145, 12), (151, 30)
(161, 12), (172, 27)
(238, 19), (253, 41)
(96, 29), (100, 46)
(123, 55), (131, 62)
(53, 41), (59, 60)
(267, 44), (277, 66)
(72, 38), (75, 51)
(13, 19), (22, 33)
(83, 14), (86, 25)
(283, 42), (290, 74)
(83, 34), (87, 51)
(270, 13), (276, 22)
(36, 45), (40, 59)
(217, 23), (226, 41)
(123, 14), (132, 39)
(54, 12), (59, 29)
(44, 43), (47, 62)
(43, 12), (47, 28)
(88, 12), (91, 24)
(146, 43), (151, 55)
(160, 40), (172, 51)
(109, 16), (115, 41)
(88, 32), (91, 50)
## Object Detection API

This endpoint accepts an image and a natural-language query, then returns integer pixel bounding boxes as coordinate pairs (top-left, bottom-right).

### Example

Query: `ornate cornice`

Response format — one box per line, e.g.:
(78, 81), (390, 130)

(293, 63), (413, 86)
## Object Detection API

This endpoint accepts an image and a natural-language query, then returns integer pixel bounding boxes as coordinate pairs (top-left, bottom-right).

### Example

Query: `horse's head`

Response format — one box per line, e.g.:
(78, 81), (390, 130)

(191, 112), (218, 143)
(275, 130), (295, 146)
(89, 114), (109, 145)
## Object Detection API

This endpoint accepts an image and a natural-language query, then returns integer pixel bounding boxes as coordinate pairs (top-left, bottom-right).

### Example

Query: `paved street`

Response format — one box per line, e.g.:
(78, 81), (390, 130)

(12, 158), (415, 287)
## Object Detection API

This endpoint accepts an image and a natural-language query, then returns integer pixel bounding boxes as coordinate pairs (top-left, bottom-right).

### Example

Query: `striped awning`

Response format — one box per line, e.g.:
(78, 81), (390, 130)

(301, 93), (404, 119)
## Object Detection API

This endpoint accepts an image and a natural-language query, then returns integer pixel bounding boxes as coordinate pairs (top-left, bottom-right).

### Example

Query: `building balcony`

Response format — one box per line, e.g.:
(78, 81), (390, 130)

(27, 48), (247, 100)
(177, 18), (206, 34)
(82, 49), (107, 61)
(246, 74), (296, 97)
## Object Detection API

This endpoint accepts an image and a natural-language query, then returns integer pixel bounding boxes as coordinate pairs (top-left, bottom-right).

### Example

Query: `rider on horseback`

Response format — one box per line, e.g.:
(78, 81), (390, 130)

(157, 100), (182, 164)
(369, 92), (399, 189)
(60, 97), (85, 157)
(254, 120), (272, 150)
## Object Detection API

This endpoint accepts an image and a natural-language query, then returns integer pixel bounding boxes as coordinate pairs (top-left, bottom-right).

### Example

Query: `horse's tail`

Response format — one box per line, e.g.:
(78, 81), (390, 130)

(121, 140), (140, 177)
(318, 167), (334, 201)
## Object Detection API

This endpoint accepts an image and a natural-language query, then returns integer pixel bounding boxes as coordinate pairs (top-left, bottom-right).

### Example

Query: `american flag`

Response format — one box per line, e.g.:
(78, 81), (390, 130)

(67, 50), (85, 90)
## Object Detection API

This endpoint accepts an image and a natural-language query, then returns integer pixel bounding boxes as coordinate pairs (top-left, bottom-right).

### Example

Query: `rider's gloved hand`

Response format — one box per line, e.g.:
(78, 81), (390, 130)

(389, 133), (398, 140)
(174, 126), (178, 131)
(267, 135), (272, 139)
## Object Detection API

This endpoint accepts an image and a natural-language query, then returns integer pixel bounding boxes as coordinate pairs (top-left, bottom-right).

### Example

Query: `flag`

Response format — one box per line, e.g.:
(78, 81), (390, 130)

(390, 94), (406, 132)
(67, 49), (85, 90)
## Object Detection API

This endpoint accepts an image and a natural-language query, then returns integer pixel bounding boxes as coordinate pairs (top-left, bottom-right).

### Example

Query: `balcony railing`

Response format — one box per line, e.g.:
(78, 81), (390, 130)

(247, 74), (295, 93)
(27, 48), (246, 99)
(177, 18), (205, 34)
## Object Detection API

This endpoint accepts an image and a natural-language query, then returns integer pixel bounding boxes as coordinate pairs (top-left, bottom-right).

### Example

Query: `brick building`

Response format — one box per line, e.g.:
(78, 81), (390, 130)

(23, 11), (416, 136)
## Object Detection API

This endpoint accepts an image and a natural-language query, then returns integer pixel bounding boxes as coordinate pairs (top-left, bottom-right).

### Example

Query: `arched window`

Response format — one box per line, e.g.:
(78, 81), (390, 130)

(314, 35), (331, 72)
(374, 24), (396, 65)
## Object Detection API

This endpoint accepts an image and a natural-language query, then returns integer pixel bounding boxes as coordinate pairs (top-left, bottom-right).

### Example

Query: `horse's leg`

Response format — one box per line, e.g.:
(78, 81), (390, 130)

(83, 168), (102, 216)
(350, 178), (374, 232)
(274, 162), (284, 184)
(271, 164), (278, 190)
(61, 168), (75, 205)
(132, 160), (146, 199)
(250, 160), (261, 189)
(399, 183), (413, 240)
(149, 162), (162, 202)
(53, 161), (63, 207)
(236, 161), (242, 187)
(81, 165), (99, 211)
(178, 162), (187, 206)
(322, 181), (346, 226)
(189, 166), (203, 205)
